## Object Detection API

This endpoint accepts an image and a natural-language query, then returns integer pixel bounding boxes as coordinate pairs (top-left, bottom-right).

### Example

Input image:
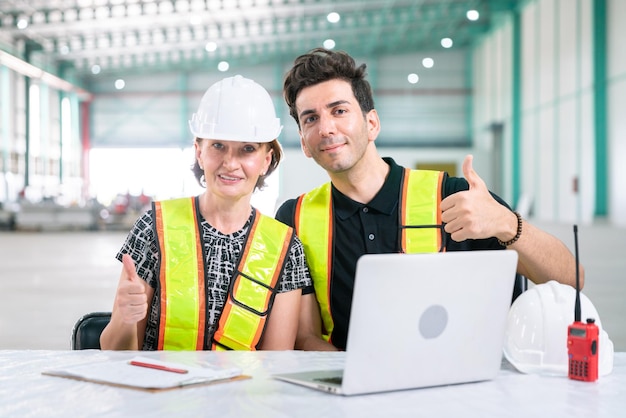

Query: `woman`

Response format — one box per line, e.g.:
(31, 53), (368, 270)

(100, 75), (312, 350)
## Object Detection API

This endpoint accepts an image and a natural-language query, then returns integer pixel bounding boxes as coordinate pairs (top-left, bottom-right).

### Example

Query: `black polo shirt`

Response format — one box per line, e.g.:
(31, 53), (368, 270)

(275, 157), (507, 350)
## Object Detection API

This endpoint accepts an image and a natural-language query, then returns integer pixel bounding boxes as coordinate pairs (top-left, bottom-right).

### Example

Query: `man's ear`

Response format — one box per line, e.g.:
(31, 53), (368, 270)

(366, 109), (381, 142)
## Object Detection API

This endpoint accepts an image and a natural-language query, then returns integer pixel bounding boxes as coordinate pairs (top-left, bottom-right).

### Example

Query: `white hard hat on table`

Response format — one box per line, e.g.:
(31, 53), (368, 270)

(503, 280), (614, 377)
(189, 75), (282, 142)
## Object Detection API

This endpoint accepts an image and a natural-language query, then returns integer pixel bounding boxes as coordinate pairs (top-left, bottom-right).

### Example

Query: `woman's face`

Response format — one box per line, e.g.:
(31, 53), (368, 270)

(195, 139), (272, 201)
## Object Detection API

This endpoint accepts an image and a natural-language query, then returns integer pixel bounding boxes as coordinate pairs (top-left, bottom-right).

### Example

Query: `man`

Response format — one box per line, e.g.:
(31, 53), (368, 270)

(275, 48), (583, 351)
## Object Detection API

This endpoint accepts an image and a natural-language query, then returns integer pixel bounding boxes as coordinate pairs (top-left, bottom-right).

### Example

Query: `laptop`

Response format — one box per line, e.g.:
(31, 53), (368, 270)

(273, 250), (519, 395)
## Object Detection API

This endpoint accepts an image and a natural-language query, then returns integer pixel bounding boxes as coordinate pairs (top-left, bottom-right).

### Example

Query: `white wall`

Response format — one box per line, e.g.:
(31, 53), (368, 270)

(607, 0), (626, 226)
(528, 0), (593, 224)
(472, 14), (514, 204)
(473, 0), (602, 225)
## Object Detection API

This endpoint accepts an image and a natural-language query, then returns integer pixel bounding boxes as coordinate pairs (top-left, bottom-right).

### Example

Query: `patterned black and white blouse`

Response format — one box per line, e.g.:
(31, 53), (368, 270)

(116, 207), (312, 350)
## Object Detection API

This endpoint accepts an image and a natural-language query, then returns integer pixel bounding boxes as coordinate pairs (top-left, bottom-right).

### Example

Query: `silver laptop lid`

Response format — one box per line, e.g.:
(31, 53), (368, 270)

(341, 250), (518, 395)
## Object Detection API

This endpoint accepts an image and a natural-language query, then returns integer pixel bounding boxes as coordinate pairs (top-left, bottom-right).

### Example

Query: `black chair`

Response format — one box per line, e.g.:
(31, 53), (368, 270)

(71, 312), (111, 350)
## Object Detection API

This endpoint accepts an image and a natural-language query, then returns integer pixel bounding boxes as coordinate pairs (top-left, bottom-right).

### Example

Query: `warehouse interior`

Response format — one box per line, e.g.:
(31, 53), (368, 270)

(0, 0), (624, 353)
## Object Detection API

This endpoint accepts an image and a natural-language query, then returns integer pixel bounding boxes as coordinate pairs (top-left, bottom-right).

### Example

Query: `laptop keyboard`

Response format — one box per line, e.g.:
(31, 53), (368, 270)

(313, 376), (343, 385)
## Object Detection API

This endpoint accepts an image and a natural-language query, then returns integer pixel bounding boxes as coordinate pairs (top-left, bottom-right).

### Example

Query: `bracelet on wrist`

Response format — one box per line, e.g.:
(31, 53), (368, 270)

(497, 211), (523, 247)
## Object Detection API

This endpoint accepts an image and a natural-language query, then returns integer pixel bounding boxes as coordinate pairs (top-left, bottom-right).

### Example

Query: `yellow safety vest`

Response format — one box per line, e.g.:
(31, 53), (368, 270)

(153, 197), (293, 351)
(295, 169), (444, 342)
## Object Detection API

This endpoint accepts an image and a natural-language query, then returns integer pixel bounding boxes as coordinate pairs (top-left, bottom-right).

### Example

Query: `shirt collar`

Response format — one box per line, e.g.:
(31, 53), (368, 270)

(332, 157), (402, 220)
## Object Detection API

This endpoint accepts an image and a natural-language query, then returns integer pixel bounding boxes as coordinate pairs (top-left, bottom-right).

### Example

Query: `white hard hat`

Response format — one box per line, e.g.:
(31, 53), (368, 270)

(503, 280), (614, 376)
(189, 75), (282, 142)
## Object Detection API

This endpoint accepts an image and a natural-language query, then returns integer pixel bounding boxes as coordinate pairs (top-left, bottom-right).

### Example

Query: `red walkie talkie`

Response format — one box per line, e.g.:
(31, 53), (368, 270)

(567, 225), (599, 382)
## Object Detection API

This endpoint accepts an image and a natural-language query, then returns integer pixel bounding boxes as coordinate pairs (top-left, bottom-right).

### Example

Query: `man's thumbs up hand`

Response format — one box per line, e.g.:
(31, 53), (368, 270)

(441, 155), (511, 242)
(462, 154), (488, 192)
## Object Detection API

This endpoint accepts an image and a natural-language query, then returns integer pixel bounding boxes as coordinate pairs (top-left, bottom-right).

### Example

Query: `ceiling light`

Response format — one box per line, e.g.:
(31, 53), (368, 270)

(466, 10), (480, 21)
(323, 39), (335, 49)
(327, 12), (340, 23)
(91, 64), (101, 75)
(218, 61), (229, 72)
(441, 38), (453, 48)
(422, 57), (434, 68)
(16, 17), (28, 29)
(0, 50), (92, 100)
(407, 73), (419, 84)
(115, 79), (125, 90)
(205, 42), (217, 52)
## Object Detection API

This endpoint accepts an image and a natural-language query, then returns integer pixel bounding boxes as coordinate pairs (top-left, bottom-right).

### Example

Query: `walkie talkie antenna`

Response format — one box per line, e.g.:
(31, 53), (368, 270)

(574, 225), (581, 323)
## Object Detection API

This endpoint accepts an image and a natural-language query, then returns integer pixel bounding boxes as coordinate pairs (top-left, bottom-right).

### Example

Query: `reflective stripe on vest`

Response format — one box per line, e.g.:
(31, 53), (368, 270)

(212, 212), (293, 351)
(400, 168), (444, 253)
(154, 197), (206, 350)
(295, 170), (443, 342)
(294, 183), (333, 342)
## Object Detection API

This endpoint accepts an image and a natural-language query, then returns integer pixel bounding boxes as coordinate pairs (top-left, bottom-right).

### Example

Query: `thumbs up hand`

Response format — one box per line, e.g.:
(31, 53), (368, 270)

(441, 155), (515, 243)
(113, 254), (149, 324)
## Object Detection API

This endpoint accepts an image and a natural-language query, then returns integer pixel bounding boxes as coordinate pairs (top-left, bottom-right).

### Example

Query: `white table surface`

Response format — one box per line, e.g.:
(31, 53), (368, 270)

(0, 350), (624, 418)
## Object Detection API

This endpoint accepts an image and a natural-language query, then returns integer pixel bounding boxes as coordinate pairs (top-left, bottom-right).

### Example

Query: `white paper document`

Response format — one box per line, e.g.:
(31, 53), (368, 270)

(43, 356), (245, 391)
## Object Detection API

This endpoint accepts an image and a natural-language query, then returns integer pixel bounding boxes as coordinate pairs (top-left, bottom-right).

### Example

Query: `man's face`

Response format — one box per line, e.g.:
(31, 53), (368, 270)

(295, 79), (378, 174)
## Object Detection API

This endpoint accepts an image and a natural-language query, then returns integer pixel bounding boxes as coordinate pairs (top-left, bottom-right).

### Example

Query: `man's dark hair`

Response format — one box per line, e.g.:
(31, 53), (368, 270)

(283, 48), (375, 128)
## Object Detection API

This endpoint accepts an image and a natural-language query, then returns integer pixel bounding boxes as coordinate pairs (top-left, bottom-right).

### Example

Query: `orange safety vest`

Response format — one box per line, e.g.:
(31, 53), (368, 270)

(294, 169), (444, 342)
(153, 197), (293, 350)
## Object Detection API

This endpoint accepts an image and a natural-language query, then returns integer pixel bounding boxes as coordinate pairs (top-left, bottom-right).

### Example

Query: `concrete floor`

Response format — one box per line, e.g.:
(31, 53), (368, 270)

(0, 220), (624, 352)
